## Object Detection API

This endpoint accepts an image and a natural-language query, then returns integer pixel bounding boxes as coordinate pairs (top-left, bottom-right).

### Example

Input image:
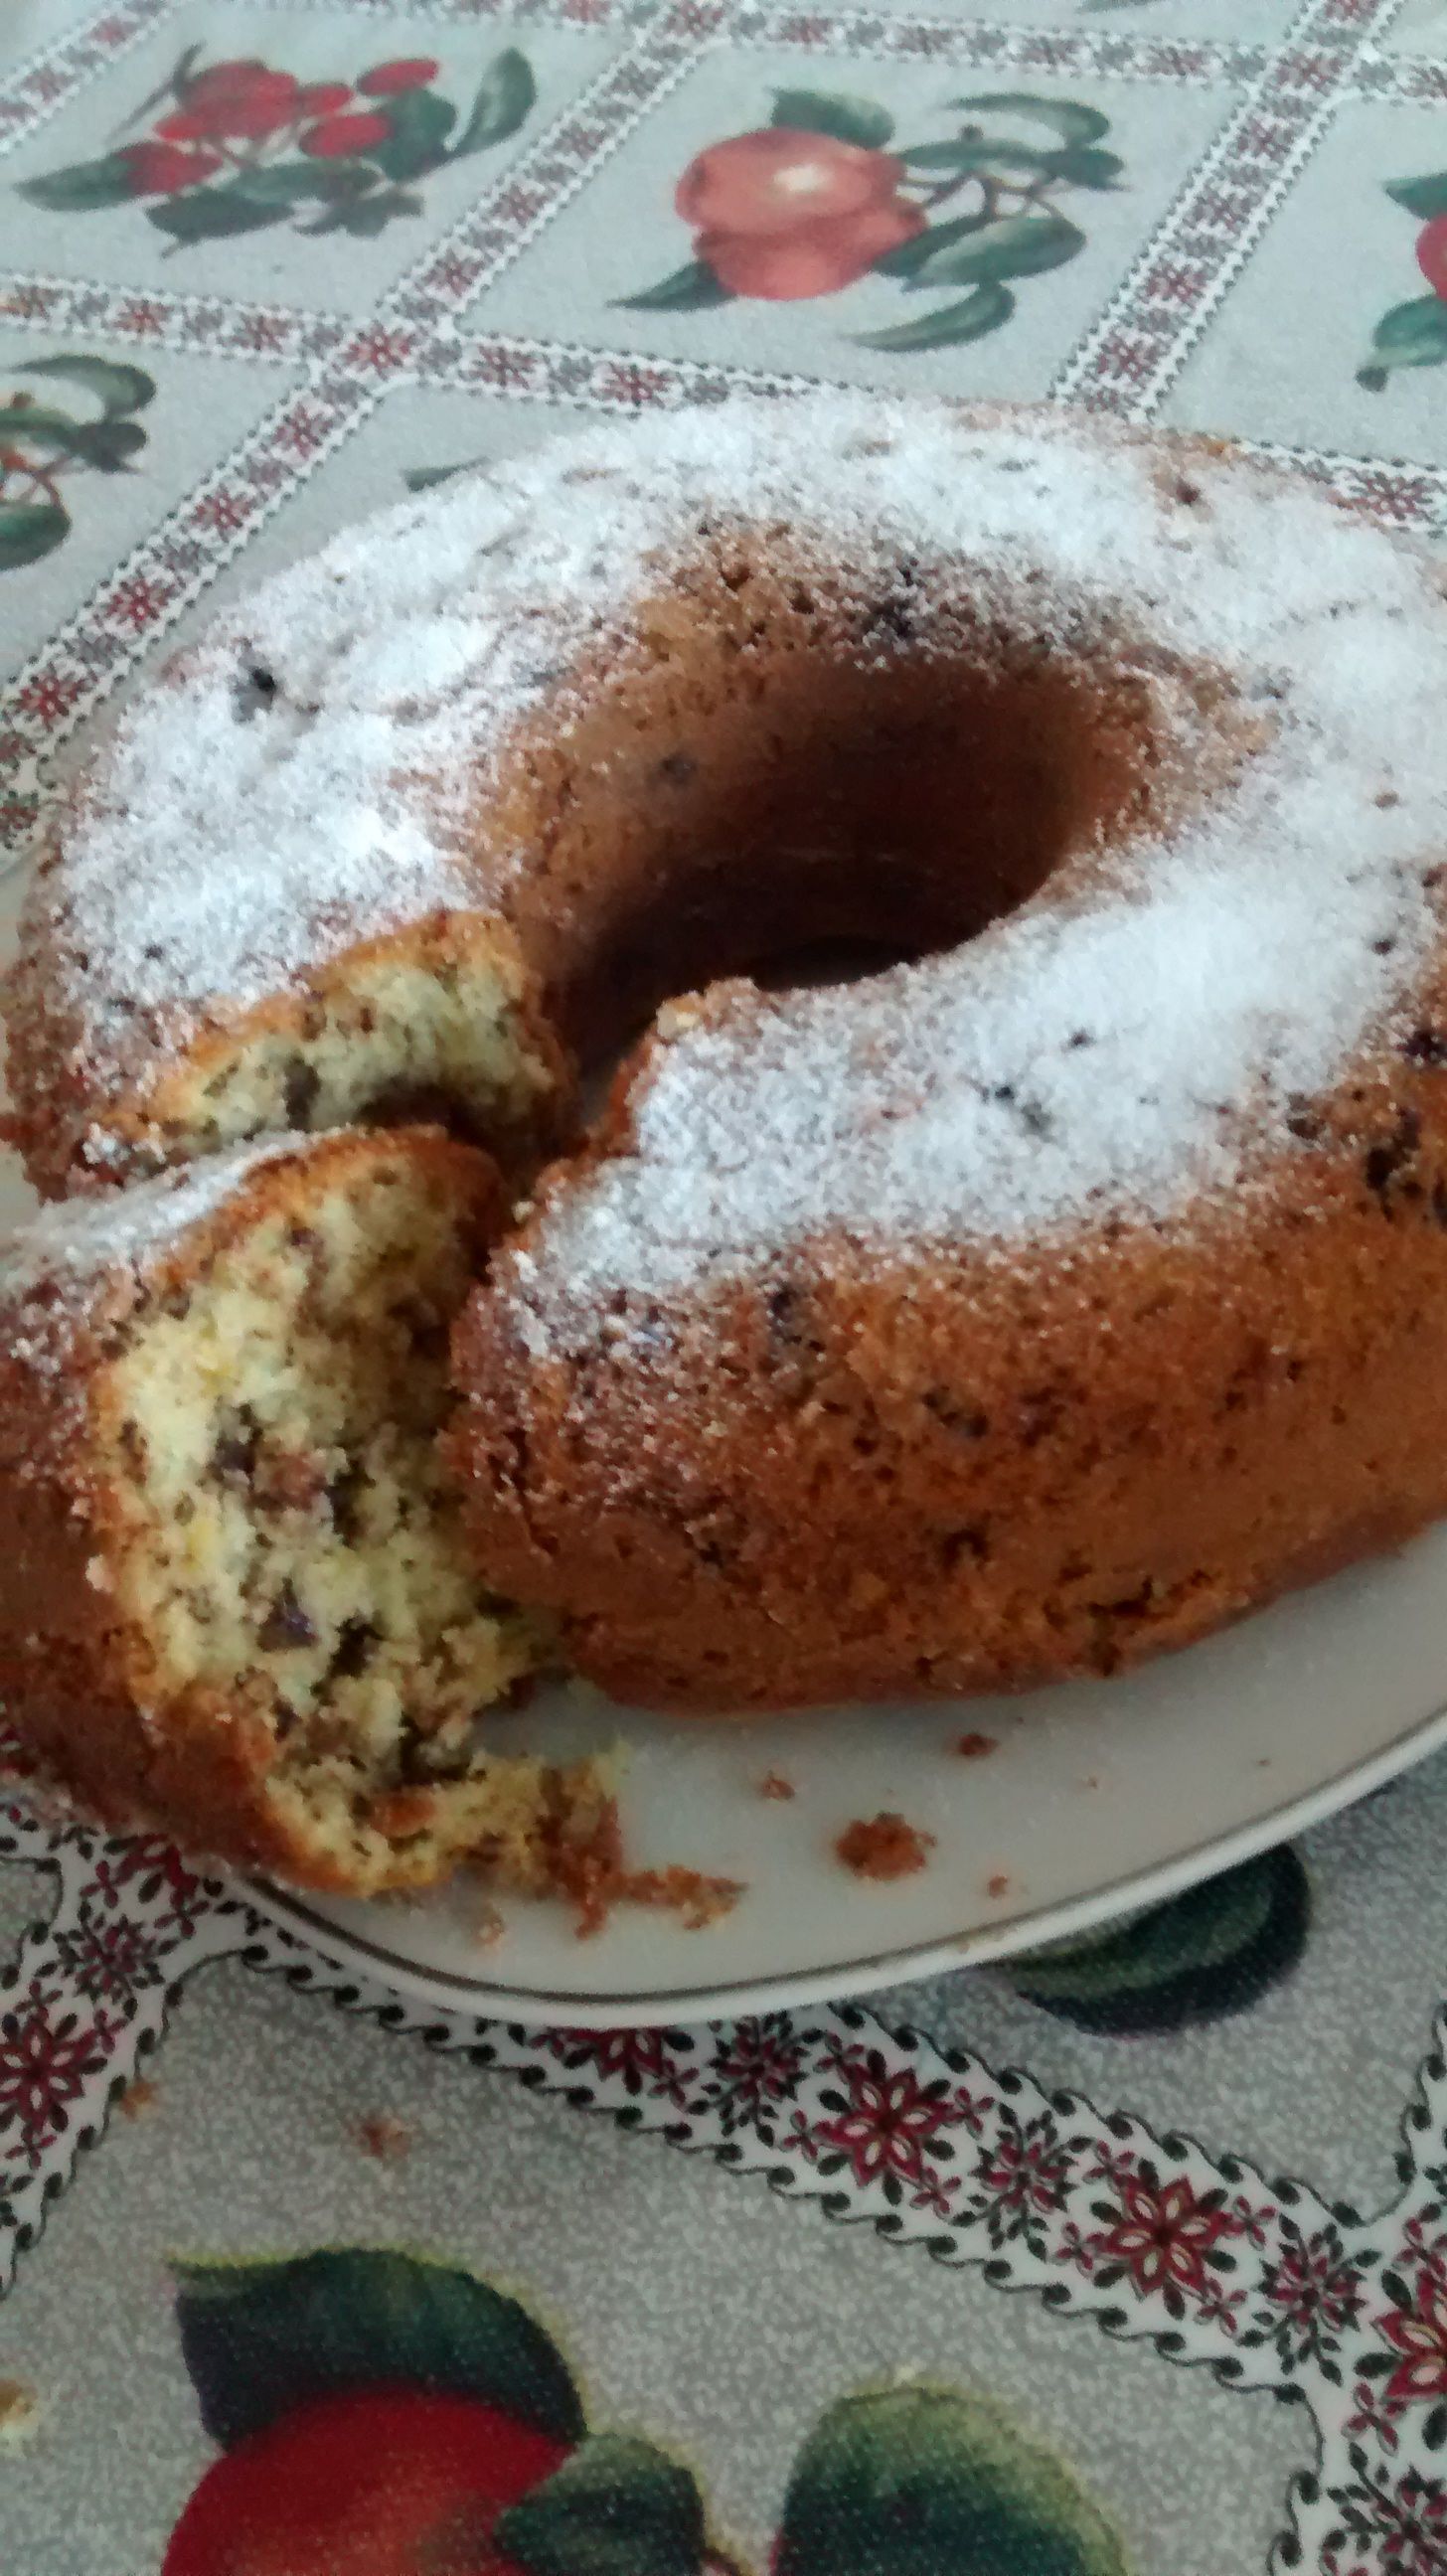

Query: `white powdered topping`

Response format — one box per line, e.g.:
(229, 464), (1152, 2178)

(32, 394), (1447, 1309)
(0, 1134), (296, 1313)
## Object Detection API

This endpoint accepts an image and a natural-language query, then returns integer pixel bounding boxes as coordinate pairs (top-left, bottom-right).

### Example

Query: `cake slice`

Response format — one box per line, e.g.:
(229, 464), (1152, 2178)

(0, 1125), (605, 1897)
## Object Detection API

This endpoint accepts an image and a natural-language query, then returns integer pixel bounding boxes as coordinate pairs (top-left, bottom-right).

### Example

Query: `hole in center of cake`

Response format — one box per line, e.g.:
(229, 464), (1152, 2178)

(516, 558), (1172, 1064)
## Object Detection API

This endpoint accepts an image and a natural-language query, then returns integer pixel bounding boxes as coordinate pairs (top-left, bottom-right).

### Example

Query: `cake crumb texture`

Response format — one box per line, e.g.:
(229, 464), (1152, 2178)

(836, 1814), (936, 1881)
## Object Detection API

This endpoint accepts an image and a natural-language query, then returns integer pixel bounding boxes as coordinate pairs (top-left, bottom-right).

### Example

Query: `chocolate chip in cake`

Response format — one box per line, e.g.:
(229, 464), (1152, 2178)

(117, 1418), (148, 1476)
(257, 1583), (318, 1651)
(213, 1407), (260, 1483)
(389, 1296), (449, 1368)
(327, 1618), (377, 1682)
(924, 1389), (989, 1439)
(1365, 1108), (1421, 1204)
(326, 1463), (364, 1541)
(397, 1723), (457, 1785)
(283, 1058), (321, 1126)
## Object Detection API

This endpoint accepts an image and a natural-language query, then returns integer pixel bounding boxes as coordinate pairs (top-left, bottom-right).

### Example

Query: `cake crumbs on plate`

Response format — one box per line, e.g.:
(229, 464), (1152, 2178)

(549, 1796), (742, 1939)
(986, 1870), (1013, 1899)
(836, 1813), (935, 1881)
(356, 2112), (411, 2163)
(626, 1865), (743, 1934)
(117, 2076), (158, 2120)
(954, 1731), (999, 1759)
(465, 1885), (506, 1949)
(0, 2380), (41, 2452)
(758, 1771), (796, 1800)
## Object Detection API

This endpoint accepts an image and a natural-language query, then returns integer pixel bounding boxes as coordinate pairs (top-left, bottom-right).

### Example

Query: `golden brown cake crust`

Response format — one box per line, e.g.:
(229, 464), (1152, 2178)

(449, 1086), (1447, 1708)
(0, 1128), (506, 1884)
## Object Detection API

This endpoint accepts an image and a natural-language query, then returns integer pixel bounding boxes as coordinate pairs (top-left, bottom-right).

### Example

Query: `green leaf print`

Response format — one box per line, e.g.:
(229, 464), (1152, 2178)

(230, 160), (379, 206)
(145, 184), (289, 245)
(774, 2387), (1128, 2576)
(902, 209), (1084, 290)
(615, 258), (736, 311)
(17, 152), (138, 211)
(1358, 293), (1447, 387)
(172, 2248), (586, 2452)
(948, 93), (1112, 146)
(61, 417), (147, 473)
(1007, 1846), (1311, 2034)
(1384, 170), (1447, 219)
(0, 502), (70, 569)
(855, 279), (1016, 351)
(770, 88), (895, 150)
(19, 356), (154, 415)
(452, 48), (537, 157)
(371, 87), (456, 183)
(497, 2432), (708, 2576)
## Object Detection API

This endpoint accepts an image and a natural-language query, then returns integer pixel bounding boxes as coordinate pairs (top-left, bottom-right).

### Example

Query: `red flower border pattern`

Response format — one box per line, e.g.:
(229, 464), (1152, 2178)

(5, 1743), (1447, 2574)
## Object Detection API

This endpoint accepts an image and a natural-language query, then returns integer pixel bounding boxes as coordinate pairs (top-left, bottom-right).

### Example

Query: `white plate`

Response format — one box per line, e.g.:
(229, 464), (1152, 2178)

(245, 1531), (1447, 2026)
(5, 869), (1446, 2030)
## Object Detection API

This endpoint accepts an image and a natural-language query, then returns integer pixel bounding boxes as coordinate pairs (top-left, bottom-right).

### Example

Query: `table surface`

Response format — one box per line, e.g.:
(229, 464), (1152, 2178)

(4, 3), (1447, 2569)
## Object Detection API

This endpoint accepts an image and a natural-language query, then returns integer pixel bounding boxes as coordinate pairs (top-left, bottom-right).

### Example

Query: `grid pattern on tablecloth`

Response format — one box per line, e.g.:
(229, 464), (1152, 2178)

(1, 0), (1446, 865)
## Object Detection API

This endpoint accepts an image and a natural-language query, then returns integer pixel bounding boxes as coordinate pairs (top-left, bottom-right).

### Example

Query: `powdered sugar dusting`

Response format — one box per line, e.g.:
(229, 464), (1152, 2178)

(11, 401), (1354, 1044)
(0, 1133), (294, 1315)
(480, 413), (1447, 1326)
(21, 396), (1447, 1315)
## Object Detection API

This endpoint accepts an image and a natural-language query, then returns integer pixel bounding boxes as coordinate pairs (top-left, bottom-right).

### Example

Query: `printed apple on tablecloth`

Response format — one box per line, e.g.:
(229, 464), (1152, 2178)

(620, 88), (1124, 353)
(158, 2246), (1127, 2573)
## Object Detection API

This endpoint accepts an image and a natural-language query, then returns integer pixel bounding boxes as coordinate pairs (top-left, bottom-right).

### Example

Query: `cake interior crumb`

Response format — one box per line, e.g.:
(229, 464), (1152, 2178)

(97, 1148), (573, 1896)
(153, 943), (555, 1173)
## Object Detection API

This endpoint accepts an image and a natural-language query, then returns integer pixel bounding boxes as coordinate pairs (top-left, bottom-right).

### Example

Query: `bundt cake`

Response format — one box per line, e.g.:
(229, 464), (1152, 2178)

(0, 1125), (609, 1893)
(9, 394), (1447, 1722)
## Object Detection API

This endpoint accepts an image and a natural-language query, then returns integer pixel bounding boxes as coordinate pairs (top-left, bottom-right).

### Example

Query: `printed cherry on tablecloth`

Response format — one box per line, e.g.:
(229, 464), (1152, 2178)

(158, 2246), (1127, 2574)
(18, 44), (537, 246)
(620, 89), (1124, 353)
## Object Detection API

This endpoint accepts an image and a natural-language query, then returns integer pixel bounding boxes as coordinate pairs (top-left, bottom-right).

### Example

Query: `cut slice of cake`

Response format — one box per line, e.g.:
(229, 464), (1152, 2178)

(0, 1125), (608, 1898)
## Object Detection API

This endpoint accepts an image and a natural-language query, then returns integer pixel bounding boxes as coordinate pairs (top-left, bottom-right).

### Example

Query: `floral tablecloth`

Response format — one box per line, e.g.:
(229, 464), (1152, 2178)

(4, 2), (1447, 2568)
